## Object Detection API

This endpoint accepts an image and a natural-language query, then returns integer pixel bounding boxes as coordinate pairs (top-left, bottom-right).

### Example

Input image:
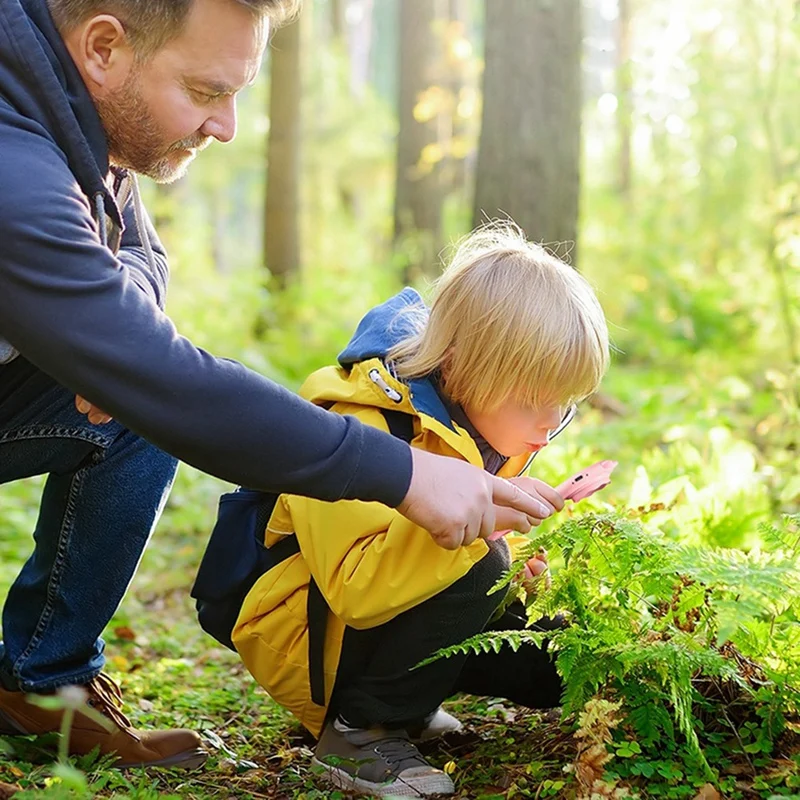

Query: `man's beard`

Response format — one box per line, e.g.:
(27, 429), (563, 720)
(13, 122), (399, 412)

(95, 69), (211, 184)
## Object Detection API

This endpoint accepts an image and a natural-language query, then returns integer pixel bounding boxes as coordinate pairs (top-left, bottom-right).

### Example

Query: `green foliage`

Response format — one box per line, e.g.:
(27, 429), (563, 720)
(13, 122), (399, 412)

(427, 512), (800, 792)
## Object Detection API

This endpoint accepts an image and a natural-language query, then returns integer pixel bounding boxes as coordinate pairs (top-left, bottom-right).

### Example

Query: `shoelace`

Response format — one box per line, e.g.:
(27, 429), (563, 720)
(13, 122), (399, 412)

(85, 673), (137, 736)
(372, 736), (428, 771)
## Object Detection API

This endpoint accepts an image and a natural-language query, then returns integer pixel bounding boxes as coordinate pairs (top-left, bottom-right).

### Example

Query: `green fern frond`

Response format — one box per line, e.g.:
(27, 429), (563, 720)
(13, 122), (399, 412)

(416, 628), (557, 668)
(759, 514), (800, 557)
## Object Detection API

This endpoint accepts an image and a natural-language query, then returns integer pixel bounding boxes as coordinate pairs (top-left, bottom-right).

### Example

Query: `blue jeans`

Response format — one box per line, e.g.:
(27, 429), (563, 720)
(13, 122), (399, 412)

(0, 359), (178, 692)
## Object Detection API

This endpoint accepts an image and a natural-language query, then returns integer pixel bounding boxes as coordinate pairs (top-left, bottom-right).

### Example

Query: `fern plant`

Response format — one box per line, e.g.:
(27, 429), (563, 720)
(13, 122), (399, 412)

(426, 512), (800, 791)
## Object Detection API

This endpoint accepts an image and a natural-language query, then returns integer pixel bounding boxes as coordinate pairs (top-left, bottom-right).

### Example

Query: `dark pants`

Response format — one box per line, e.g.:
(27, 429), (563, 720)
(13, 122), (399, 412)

(0, 358), (178, 691)
(330, 540), (564, 729)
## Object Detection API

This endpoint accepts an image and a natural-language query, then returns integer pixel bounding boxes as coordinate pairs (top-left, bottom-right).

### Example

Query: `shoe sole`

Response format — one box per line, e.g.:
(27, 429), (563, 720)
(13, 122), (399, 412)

(116, 748), (208, 770)
(312, 758), (455, 798)
(0, 709), (207, 772)
(0, 708), (27, 736)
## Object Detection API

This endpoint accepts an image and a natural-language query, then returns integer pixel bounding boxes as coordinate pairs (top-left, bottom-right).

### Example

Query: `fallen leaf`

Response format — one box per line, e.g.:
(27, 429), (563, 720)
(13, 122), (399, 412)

(0, 782), (21, 799)
(723, 762), (752, 775)
(109, 655), (130, 672)
(113, 626), (136, 641)
(693, 784), (720, 800)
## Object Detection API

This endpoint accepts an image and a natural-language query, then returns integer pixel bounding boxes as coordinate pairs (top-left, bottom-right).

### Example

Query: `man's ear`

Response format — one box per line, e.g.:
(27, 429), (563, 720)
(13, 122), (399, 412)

(74, 15), (135, 94)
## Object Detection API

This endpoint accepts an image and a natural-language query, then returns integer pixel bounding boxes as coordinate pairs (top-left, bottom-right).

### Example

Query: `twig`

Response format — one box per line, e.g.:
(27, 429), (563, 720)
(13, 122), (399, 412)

(720, 705), (756, 779)
(185, 777), (275, 799)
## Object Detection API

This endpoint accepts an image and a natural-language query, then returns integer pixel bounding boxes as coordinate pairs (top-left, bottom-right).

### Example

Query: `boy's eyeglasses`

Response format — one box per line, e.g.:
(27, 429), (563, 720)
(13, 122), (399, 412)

(547, 404), (577, 443)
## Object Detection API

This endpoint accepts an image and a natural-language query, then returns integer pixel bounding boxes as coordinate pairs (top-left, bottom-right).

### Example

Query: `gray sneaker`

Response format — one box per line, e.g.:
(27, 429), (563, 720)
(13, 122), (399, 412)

(313, 720), (455, 798)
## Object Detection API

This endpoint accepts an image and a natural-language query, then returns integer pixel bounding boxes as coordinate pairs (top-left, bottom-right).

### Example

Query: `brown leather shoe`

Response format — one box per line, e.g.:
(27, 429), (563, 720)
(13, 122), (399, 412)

(0, 674), (206, 769)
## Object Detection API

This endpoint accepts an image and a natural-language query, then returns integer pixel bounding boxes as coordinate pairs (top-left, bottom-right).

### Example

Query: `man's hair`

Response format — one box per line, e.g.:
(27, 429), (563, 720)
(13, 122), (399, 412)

(47, 0), (301, 56)
(388, 223), (610, 412)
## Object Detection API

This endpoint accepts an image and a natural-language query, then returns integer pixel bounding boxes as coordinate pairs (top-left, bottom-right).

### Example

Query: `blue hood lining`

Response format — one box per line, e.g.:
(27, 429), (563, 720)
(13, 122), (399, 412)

(337, 288), (456, 431)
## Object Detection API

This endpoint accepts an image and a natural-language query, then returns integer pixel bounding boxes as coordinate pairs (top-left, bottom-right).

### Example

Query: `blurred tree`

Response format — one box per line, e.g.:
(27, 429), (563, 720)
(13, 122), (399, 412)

(616, 0), (633, 202)
(473, 0), (582, 261)
(444, 0), (478, 209)
(394, 0), (449, 282)
(348, 0), (375, 99)
(264, 16), (302, 287)
(331, 0), (347, 42)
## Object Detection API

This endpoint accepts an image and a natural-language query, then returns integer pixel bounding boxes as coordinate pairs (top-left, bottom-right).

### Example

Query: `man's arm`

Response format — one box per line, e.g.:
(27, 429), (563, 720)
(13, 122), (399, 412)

(0, 120), (410, 506)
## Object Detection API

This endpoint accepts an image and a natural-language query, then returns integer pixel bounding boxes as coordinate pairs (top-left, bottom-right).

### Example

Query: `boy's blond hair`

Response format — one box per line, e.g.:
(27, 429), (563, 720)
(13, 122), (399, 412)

(388, 224), (609, 412)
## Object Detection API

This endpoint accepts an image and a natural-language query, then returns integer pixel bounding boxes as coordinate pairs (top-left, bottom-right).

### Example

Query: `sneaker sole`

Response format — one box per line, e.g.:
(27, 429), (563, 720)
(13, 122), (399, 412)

(312, 758), (455, 798)
(117, 748), (208, 770)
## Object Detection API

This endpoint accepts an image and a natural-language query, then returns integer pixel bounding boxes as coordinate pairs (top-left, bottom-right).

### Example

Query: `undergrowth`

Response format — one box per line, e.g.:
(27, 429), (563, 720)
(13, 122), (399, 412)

(427, 512), (800, 798)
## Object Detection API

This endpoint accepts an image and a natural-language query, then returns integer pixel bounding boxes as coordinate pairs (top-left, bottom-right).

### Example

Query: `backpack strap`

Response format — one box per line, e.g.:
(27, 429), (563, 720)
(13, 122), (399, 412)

(380, 407), (415, 443)
(307, 579), (329, 706)
(304, 407), (416, 706)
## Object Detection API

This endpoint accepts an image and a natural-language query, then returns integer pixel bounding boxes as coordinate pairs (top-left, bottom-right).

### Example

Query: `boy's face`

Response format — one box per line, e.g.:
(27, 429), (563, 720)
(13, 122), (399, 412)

(464, 400), (565, 459)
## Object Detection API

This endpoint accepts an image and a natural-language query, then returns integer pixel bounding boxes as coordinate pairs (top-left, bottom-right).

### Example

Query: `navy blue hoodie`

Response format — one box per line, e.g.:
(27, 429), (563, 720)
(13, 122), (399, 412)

(0, 0), (411, 505)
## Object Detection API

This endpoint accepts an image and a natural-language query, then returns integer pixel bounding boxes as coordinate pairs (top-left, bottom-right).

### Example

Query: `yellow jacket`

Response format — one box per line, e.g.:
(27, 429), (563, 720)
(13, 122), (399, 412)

(233, 293), (533, 736)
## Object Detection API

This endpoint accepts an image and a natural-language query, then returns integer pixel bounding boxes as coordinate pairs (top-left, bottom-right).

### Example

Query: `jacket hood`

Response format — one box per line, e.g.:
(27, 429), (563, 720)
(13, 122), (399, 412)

(336, 288), (456, 431)
(0, 0), (117, 222)
(338, 287), (423, 365)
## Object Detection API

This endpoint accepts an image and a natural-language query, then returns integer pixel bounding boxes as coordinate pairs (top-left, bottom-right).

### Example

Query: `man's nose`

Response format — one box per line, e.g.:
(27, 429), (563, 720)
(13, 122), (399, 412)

(201, 98), (238, 143)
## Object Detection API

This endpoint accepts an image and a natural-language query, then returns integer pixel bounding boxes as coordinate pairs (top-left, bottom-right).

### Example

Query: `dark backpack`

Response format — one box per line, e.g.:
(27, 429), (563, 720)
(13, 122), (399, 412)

(191, 408), (414, 705)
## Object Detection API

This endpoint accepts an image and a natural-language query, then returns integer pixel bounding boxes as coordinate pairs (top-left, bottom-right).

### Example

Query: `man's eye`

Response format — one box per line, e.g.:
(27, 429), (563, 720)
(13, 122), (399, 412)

(191, 89), (219, 103)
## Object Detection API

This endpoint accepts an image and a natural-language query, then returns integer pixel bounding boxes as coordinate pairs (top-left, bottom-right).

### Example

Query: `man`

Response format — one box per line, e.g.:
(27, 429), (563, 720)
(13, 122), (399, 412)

(0, 0), (555, 771)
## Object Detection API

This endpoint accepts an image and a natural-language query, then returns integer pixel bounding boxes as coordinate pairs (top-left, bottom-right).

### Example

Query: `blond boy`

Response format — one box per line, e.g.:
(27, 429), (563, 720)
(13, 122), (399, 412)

(231, 225), (609, 797)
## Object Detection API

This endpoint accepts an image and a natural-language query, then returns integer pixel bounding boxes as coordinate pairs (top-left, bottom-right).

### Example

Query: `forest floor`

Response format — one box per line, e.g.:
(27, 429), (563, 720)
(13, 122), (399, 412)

(0, 567), (576, 800)
(0, 537), (797, 800)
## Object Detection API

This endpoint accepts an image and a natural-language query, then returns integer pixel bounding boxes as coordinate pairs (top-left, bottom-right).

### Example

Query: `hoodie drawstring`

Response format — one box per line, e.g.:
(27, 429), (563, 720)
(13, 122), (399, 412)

(93, 192), (108, 248)
(130, 173), (158, 278)
(95, 175), (158, 279)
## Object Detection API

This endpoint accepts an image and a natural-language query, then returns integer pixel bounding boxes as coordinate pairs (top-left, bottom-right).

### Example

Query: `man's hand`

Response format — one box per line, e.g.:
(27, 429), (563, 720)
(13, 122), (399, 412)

(396, 449), (556, 550)
(75, 396), (113, 425)
(507, 476), (565, 515)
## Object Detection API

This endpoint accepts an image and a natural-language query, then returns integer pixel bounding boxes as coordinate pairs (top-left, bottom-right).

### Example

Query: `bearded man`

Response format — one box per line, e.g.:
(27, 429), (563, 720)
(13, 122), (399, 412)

(0, 0), (553, 771)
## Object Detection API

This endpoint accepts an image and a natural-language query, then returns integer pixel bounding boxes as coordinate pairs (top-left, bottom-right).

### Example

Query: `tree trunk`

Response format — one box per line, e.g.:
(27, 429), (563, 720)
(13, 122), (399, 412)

(394, 0), (448, 282)
(617, 0), (633, 201)
(331, 0), (347, 43)
(264, 17), (301, 287)
(473, 0), (582, 263)
(445, 0), (473, 207)
(348, 0), (375, 98)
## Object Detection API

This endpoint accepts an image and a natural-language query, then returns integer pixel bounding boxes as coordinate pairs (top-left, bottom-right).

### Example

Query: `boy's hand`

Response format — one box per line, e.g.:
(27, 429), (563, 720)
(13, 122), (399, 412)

(522, 548), (552, 594)
(398, 449), (553, 550)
